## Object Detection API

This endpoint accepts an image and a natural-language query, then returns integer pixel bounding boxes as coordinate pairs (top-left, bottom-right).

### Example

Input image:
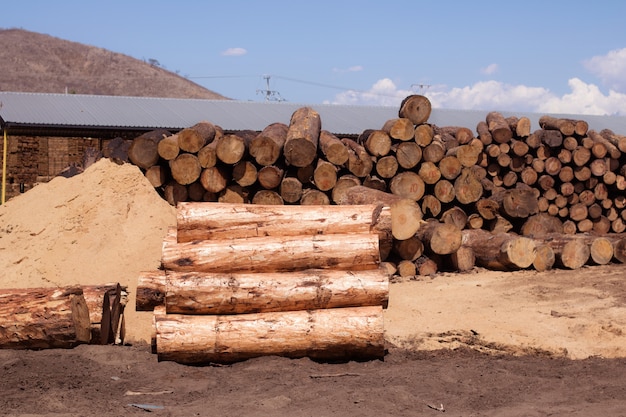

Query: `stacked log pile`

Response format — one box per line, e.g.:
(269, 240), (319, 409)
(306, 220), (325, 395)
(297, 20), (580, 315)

(138, 202), (389, 364)
(121, 95), (626, 275)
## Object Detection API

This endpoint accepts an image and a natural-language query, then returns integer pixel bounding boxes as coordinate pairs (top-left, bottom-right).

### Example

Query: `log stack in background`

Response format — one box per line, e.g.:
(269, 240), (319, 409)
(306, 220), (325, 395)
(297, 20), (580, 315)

(119, 94), (626, 275)
(138, 202), (389, 364)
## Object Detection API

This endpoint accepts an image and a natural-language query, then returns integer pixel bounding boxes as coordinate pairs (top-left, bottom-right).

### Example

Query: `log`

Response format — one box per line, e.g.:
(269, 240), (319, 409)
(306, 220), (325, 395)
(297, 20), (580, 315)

(176, 202), (389, 242)
(331, 175), (361, 204)
(162, 232), (381, 273)
(364, 130), (392, 157)
(461, 229), (536, 270)
(164, 268), (389, 314)
(144, 165), (167, 188)
(284, 107), (321, 167)
(169, 153), (202, 185)
(128, 129), (170, 169)
(218, 184), (249, 204)
(299, 188), (329, 205)
(557, 238), (590, 269)
(311, 131), (345, 167)
(197, 140), (218, 168)
(415, 219), (462, 255)
(342, 138), (374, 178)
(450, 245), (475, 272)
(590, 237), (614, 265)
(389, 171), (426, 201)
(82, 283), (126, 345)
(199, 166), (229, 193)
(336, 186), (422, 241)
(533, 244), (556, 272)
(257, 165), (284, 190)
(393, 236), (424, 261)
(486, 112), (513, 143)
(0, 286), (91, 349)
(157, 134), (180, 161)
(177, 121), (216, 153)
(232, 160), (258, 187)
(163, 181), (188, 206)
(375, 155), (399, 179)
(454, 167), (484, 205)
(398, 95), (431, 125)
(216, 134), (246, 165)
(103, 136), (131, 164)
(251, 189), (284, 205)
(249, 122), (288, 166)
(154, 305), (385, 364)
(382, 118), (415, 141)
(313, 159), (339, 191)
(136, 270), (167, 311)
(396, 260), (417, 278)
(280, 176), (303, 203)
(395, 141), (422, 169)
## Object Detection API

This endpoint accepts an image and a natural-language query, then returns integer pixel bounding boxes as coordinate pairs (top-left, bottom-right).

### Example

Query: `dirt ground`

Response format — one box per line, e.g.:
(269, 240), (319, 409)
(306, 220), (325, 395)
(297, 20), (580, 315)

(2, 159), (626, 416)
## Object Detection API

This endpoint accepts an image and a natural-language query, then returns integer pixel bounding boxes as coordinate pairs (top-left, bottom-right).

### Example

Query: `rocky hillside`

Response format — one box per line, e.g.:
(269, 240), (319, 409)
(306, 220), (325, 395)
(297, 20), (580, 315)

(0, 28), (228, 99)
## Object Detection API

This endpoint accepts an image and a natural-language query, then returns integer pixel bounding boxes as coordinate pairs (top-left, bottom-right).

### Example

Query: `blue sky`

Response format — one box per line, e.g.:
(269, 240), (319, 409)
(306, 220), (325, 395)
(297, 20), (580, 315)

(3, 0), (626, 115)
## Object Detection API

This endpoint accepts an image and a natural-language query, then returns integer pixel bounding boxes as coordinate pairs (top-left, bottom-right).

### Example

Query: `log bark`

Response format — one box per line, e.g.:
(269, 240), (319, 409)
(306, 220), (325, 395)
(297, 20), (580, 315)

(176, 202), (389, 242)
(398, 95), (431, 125)
(284, 107), (321, 167)
(249, 122), (288, 166)
(162, 232), (381, 273)
(164, 268), (389, 314)
(154, 305), (385, 364)
(177, 121), (216, 153)
(0, 286), (91, 349)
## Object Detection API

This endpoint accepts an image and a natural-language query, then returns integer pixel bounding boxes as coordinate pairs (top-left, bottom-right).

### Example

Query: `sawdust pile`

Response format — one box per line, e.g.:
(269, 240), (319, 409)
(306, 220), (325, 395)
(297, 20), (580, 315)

(0, 158), (176, 343)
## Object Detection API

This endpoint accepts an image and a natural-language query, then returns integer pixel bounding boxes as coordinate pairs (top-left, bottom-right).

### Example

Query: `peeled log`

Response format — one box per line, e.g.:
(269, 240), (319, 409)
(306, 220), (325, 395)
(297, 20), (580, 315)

(164, 268), (389, 314)
(136, 270), (167, 311)
(284, 107), (321, 167)
(0, 286), (91, 349)
(154, 305), (385, 364)
(462, 229), (537, 270)
(176, 202), (388, 242)
(162, 232), (381, 273)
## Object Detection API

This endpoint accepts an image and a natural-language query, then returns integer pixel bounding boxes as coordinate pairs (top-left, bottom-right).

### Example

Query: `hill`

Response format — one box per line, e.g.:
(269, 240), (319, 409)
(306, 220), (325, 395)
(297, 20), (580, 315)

(0, 28), (229, 99)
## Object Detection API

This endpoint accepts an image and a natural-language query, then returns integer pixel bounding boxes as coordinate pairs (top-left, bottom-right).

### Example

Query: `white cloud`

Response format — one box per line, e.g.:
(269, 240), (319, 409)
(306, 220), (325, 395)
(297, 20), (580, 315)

(329, 77), (626, 116)
(327, 78), (412, 107)
(332, 65), (364, 73)
(481, 63), (499, 75)
(583, 48), (626, 93)
(221, 47), (247, 56)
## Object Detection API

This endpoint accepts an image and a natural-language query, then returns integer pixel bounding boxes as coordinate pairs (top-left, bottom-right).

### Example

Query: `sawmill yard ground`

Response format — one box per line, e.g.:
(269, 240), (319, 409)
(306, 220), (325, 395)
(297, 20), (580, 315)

(1, 159), (626, 416)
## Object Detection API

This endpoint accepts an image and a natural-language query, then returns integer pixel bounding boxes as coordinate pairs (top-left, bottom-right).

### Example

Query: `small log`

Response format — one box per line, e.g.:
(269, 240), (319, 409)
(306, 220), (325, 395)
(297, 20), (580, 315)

(421, 194), (442, 217)
(438, 155), (462, 180)
(249, 122), (288, 166)
(218, 184), (250, 204)
(154, 305), (385, 364)
(216, 134), (246, 165)
(415, 256), (438, 275)
(557, 238), (590, 269)
(389, 171), (426, 201)
(280, 176), (303, 203)
(82, 283), (125, 345)
(128, 129), (170, 170)
(486, 112), (513, 143)
(177, 121), (216, 153)
(449, 245), (475, 272)
(164, 268), (389, 314)
(257, 165), (284, 190)
(284, 107), (321, 167)
(418, 161), (441, 185)
(454, 167), (484, 205)
(342, 138), (374, 178)
(539, 115), (575, 136)
(414, 124), (434, 147)
(157, 134), (180, 161)
(393, 236), (424, 261)
(396, 260), (417, 278)
(232, 160), (258, 187)
(300, 188), (330, 205)
(252, 189), (284, 205)
(103, 136), (131, 164)
(197, 140), (218, 168)
(590, 237), (614, 265)
(600, 129), (626, 153)
(398, 95), (431, 125)
(462, 229), (536, 270)
(375, 155), (399, 179)
(144, 165), (167, 188)
(533, 244), (556, 272)
(331, 175), (361, 204)
(382, 118), (414, 141)
(364, 130), (392, 157)
(169, 153), (202, 185)
(319, 130), (349, 166)
(395, 141), (422, 169)
(313, 159), (339, 191)
(0, 286), (91, 349)
(199, 166), (229, 194)
(415, 219), (462, 255)
(163, 181), (188, 206)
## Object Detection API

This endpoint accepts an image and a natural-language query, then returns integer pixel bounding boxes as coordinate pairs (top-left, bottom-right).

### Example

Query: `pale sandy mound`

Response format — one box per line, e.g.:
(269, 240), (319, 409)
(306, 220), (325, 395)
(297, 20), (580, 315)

(0, 158), (176, 343)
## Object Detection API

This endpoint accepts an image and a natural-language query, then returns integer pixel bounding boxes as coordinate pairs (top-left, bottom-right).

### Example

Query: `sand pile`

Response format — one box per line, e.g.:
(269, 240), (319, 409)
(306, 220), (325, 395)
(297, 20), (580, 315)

(0, 158), (176, 343)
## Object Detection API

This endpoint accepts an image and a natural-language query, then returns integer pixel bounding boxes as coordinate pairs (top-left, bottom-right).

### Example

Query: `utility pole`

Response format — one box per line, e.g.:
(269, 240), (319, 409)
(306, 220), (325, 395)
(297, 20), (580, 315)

(256, 75), (285, 102)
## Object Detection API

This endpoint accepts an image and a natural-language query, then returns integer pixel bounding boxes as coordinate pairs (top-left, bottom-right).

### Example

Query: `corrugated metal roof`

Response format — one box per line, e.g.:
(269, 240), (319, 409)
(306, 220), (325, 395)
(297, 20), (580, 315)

(1, 91), (626, 136)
